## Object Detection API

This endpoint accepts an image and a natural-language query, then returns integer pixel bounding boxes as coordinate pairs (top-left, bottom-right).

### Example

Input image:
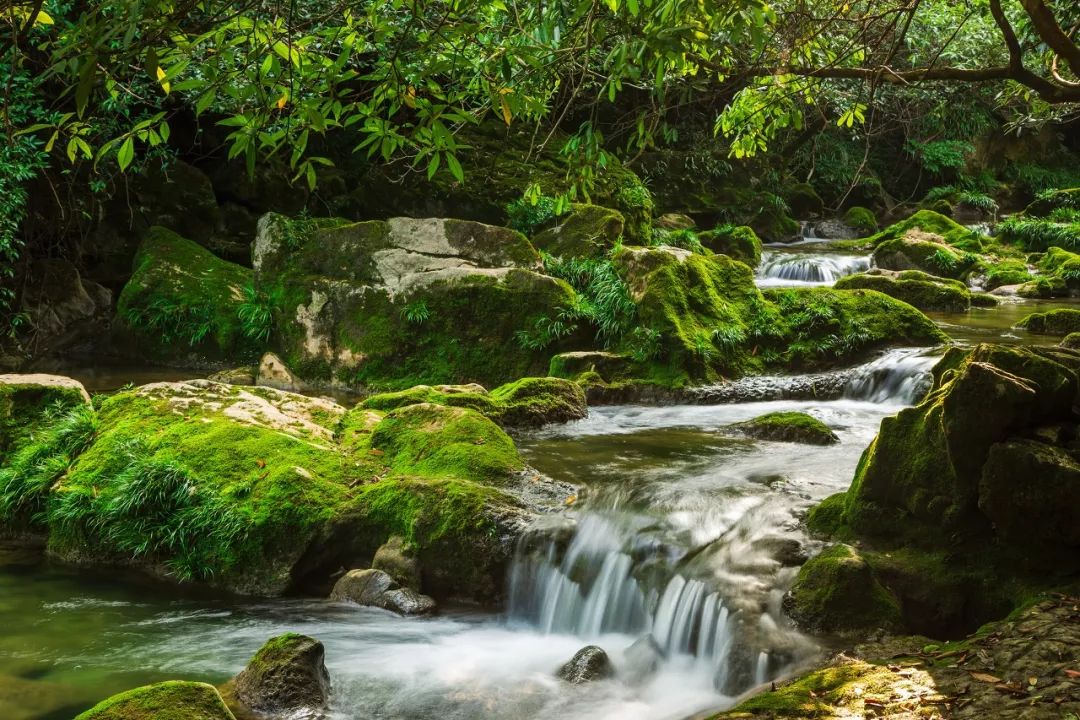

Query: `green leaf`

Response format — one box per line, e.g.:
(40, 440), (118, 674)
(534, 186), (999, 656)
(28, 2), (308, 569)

(446, 153), (464, 183)
(117, 137), (135, 171)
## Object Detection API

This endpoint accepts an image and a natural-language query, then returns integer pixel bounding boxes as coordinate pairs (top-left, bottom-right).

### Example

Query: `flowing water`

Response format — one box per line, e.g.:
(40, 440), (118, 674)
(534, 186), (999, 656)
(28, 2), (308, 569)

(0, 349), (941, 720)
(757, 250), (870, 287)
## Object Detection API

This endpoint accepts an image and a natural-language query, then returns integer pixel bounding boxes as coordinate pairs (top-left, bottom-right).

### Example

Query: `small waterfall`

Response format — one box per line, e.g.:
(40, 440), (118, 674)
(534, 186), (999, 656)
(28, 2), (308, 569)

(507, 514), (808, 695)
(843, 348), (939, 404)
(757, 252), (870, 286)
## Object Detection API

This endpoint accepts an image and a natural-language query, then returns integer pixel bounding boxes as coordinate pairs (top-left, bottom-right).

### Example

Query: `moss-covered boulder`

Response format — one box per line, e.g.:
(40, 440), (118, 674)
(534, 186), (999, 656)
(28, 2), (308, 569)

(1016, 308), (1080, 335)
(983, 258), (1033, 289)
(696, 225), (763, 266)
(360, 376), (587, 428)
(75, 681), (236, 720)
(729, 411), (839, 445)
(116, 227), (258, 363)
(843, 206), (877, 235)
(797, 344), (1080, 637)
(254, 213), (578, 389)
(834, 269), (971, 312)
(784, 544), (901, 634)
(872, 230), (972, 279)
(1062, 332), (1080, 349)
(783, 182), (824, 218)
(0, 376), (568, 602)
(0, 374), (90, 460)
(1024, 187), (1080, 217)
(531, 204), (624, 259)
(230, 633), (330, 717)
(866, 209), (985, 249)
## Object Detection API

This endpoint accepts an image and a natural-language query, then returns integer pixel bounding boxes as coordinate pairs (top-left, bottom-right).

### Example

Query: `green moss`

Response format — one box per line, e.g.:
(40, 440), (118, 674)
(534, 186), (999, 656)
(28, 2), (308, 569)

(843, 206), (877, 234)
(833, 271), (970, 312)
(983, 259), (1032, 289)
(1061, 332), (1080, 349)
(786, 544), (902, 634)
(360, 377), (586, 428)
(531, 204), (624, 259)
(117, 227), (258, 361)
(369, 404), (525, 484)
(716, 659), (897, 717)
(730, 411), (838, 445)
(864, 209), (984, 249)
(970, 292), (999, 307)
(0, 378), (90, 460)
(1016, 308), (1080, 335)
(696, 224), (763, 266)
(75, 681), (236, 720)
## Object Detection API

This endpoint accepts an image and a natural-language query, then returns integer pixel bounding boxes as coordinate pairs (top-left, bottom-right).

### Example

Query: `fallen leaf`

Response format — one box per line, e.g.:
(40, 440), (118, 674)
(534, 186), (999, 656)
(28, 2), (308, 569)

(1028, 676), (1038, 687)
(970, 672), (1002, 683)
(1064, 669), (1080, 679)
(369, 448), (385, 457)
(256, 459), (266, 468)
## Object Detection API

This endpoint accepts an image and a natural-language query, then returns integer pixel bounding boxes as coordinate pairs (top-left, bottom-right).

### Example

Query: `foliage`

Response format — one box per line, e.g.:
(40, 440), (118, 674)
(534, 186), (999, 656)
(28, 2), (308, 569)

(399, 300), (432, 325)
(541, 253), (637, 347)
(905, 140), (972, 176)
(652, 229), (706, 254)
(997, 217), (1080, 251)
(237, 284), (276, 342)
(505, 194), (559, 236)
(122, 298), (215, 347)
(955, 191), (998, 214)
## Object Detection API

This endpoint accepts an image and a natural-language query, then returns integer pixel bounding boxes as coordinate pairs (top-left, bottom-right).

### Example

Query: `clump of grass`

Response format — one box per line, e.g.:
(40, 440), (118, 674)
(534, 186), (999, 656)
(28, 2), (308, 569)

(0, 403), (98, 525)
(399, 299), (432, 325)
(237, 283), (276, 342)
(49, 438), (249, 581)
(123, 297), (216, 346)
(997, 217), (1080, 251)
(541, 252), (637, 347)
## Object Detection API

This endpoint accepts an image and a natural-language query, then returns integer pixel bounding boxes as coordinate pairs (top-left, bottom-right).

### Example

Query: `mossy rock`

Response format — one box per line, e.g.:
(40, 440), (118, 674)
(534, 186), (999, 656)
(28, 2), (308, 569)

(0, 374), (90, 460)
(360, 376), (586, 429)
(865, 209), (985, 250)
(116, 227), (258, 362)
(1016, 308), (1080, 335)
(696, 225), (763, 266)
(1017, 276), (1067, 299)
(1062, 332), (1080, 349)
(834, 269), (970, 312)
(729, 411), (838, 445)
(230, 633), (330, 717)
(872, 232), (972, 279)
(531, 204), (624, 259)
(255, 213), (578, 389)
(369, 403), (525, 484)
(75, 681), (236, 720)
(970, 292), (999, 307)
(3, 377), (552, 601)
(983, 259), (1033, 289)
(548, 351), (635, 384)
(784, 544), (902, 634)
(843, 206), (878, 234)
(1024, 187), (1080, 217)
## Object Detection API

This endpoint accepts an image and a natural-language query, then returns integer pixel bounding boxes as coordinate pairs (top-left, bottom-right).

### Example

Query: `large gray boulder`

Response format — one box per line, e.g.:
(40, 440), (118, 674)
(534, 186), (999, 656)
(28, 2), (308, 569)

(556, 645), (615, 684)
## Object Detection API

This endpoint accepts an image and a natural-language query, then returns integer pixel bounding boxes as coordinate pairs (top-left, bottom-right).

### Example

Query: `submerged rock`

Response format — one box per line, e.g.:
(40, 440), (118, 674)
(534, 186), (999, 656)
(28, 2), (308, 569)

(622, 634), (665, 684)
(231, 633), (330, 718)
(556, 645), (615, 684)
(330, 568), (436, 615)
(729, 411), (839, 445)
(75, 681), (236, 720)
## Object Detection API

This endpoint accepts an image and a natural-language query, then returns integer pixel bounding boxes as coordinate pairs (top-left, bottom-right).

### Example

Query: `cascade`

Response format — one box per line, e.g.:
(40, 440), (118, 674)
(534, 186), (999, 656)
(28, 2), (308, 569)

(757, 251), (870, 286)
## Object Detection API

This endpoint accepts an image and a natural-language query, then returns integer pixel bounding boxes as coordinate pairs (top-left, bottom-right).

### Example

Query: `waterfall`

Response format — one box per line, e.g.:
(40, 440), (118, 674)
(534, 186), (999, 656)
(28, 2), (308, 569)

(757, 251), (870, 286)
(507, 514), (808, 695)
(843, 347), (939, 404)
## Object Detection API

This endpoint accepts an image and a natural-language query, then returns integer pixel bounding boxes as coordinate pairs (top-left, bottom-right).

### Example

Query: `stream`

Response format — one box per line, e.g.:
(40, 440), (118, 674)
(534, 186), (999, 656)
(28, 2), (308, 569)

(5, 250), (1080, 719)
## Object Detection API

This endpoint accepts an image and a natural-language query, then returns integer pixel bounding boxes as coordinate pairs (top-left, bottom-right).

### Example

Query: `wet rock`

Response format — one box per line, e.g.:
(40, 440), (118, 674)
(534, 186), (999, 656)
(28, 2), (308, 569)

(556, 645), (615, 684)
(330, 569), (436, 615)
(1017, 308), (1080, 336)
(811, 218), (857, 240)
(20, 258), (112, 352)
(372, 535), (422, 591)
(231, 633), (330, 718)
(549, 351), (634, 383)
(697, 225), (762, 265)
(749, 536), (808, 567)
(75, 681), (236, 720)
(622, 634), (665, 684)
(729, 411), (839, 445)
(257, 352), (305, 392)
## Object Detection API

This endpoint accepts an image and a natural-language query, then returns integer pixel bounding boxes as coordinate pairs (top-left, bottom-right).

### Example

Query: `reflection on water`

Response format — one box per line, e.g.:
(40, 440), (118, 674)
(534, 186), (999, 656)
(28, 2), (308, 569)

(927, 298), (1080, 346)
